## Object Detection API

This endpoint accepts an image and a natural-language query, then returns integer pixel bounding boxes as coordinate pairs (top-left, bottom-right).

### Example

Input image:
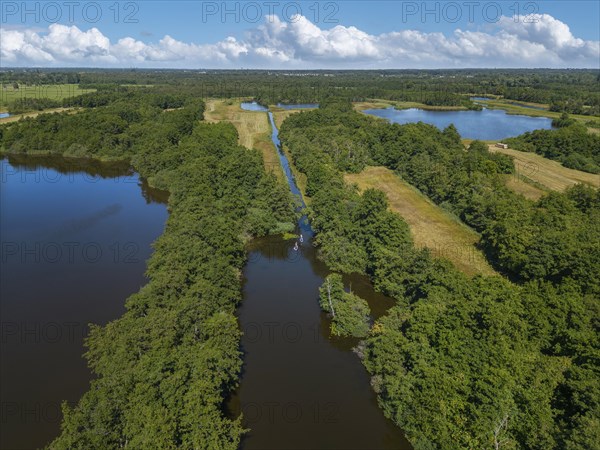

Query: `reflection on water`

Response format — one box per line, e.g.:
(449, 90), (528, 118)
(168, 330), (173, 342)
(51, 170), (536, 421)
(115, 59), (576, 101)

(3, 154), (169, 204)
(230, 236), (410, 450)
(0, 156), (168, 450)
(230, 109), (411, 449)
(364, 106), (554, 140)
(4, 153), (131, 178)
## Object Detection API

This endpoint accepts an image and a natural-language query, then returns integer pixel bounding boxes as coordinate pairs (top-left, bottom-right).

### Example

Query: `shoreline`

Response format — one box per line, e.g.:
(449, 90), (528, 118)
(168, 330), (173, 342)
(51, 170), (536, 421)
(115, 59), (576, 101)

(353, 98), (599, 124)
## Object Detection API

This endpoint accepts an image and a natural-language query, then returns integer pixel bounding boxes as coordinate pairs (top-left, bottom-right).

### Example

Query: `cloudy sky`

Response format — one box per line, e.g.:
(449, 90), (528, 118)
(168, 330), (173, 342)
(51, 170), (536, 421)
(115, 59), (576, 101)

(1, 1), (599, 68)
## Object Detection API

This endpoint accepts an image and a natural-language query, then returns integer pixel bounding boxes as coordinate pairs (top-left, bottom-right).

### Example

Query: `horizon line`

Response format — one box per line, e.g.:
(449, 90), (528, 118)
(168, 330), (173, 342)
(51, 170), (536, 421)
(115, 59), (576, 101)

(2, 67), (600, 71)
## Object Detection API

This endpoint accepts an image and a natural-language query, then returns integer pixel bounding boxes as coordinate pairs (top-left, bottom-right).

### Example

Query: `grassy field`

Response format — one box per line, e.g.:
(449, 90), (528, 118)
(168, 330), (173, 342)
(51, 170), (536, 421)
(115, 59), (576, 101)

(488, 144), (600, 191)
(353, 99), (466, 112)
(353, 100), (395, 111)
(0, 107), (80, 124)
(204, 99), (284, 180)
(345, 166), (497, 276)
(504, 175), (547, 201)
(0, 84), (95, 111)
(501, 99), (550, 109)
(394, 101), (467, 111)
(269, 106), (318, 128)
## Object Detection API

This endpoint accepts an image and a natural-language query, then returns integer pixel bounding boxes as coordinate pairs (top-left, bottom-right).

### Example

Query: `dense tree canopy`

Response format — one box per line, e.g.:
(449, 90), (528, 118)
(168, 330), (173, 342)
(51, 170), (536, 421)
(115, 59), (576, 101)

(2, 72), (598, 449)
(280, 106), (599, 296)
(319, 274), (371, 338)
(2, 69), (599, 114)
(506, 123), (600, 173)
(1, 91), (296, 448)
(279, 102), (599, 449)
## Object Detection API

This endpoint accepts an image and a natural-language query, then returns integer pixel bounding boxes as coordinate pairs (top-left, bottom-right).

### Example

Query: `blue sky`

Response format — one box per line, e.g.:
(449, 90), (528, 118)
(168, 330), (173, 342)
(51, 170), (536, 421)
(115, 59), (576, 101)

(96, 1), (600, 41)
(1, 1), (599, 68)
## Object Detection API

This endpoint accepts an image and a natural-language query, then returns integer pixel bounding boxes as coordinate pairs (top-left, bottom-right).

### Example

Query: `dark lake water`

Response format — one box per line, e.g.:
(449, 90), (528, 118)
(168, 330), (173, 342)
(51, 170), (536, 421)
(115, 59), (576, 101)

(1, 104), (409, 449)
(363, 107), (554, 140)
(228, 111), (410, 449)
(0, 156), (168, 450)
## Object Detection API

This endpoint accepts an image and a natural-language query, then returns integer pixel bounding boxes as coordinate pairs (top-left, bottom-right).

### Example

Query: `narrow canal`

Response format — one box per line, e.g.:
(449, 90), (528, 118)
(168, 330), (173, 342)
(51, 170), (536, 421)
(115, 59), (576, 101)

(228, 106), (411, 449)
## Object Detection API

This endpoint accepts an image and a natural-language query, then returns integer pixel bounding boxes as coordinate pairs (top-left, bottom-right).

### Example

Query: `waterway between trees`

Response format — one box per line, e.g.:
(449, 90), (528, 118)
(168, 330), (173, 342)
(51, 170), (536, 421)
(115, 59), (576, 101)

(228, 103), (410, 449)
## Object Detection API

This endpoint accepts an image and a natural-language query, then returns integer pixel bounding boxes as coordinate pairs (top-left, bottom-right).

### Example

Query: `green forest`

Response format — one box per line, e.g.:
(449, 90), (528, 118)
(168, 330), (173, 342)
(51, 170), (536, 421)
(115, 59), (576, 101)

(319, 273), (371, 338)
(2, 69), (599, 114)
(506, 120), (600, 173)
(1, 89), (296, 448)
(279, 102), (599, 449)
(1, 71), (598, 449)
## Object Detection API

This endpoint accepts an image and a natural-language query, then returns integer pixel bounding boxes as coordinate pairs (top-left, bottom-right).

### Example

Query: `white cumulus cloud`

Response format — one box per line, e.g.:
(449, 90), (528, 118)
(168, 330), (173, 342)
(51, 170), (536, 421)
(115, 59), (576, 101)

(0, 14), (598, 68)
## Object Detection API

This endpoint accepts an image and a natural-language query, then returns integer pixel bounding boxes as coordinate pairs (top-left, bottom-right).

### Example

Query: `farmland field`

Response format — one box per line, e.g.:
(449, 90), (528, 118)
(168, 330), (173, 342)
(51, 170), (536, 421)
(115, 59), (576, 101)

(0, 84), (94, 111)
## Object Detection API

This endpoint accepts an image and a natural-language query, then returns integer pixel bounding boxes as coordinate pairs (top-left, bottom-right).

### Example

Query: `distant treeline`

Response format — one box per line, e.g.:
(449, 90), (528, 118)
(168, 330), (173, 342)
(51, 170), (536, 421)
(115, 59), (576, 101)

(2, 69), (599, 114)
(6, 97), (62, 114)
(279, 102), (599, 449)
(1, 90), (296, 448)
(5, 87), (190, 115)
(2, 89), (197, 159)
